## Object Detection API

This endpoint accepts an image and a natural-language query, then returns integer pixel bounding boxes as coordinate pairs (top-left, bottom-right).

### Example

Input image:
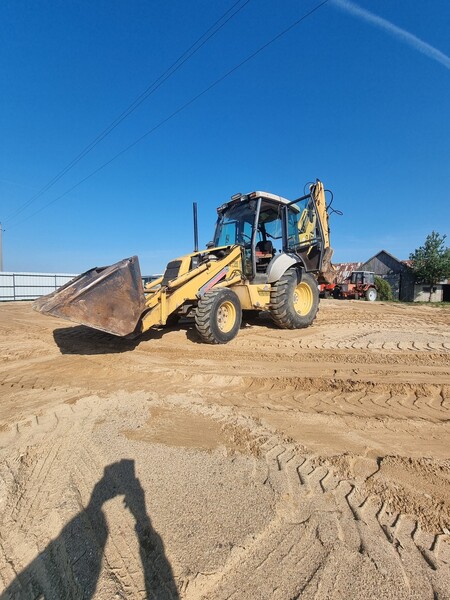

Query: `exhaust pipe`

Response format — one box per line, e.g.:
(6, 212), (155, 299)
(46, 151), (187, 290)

(193, 201), (198, 253)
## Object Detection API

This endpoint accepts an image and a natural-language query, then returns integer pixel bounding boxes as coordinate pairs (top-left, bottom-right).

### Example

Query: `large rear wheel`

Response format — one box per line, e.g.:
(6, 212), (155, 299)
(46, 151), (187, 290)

(270, 269), (319, 329)
(195, 288), (242, 344)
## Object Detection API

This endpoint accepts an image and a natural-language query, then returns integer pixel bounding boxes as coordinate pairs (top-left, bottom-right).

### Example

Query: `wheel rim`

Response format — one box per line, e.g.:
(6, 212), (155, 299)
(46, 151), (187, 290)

(293, 281), (314, 315)
(217, 300), (236, 333)
(368, 289), (376, 301)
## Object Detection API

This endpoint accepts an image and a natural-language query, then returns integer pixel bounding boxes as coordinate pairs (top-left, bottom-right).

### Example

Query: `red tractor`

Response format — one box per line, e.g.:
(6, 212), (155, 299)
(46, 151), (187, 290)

(321, 271), (377, 301)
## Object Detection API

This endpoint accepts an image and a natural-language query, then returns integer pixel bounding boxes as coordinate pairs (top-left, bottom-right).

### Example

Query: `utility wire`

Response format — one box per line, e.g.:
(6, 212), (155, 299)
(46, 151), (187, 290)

(8, 0), (330, 231)
(4, 0), (251, 225)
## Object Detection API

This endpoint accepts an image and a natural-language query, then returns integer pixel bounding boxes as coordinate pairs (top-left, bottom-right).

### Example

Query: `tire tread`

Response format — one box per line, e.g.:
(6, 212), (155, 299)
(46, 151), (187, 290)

(195, 288), (241, 344)
(270, 270), (319, 330)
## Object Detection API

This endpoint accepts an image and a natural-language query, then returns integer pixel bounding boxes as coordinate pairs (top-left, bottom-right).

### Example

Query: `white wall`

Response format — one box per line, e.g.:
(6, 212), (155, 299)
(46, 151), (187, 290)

(414, 283), (443, 302)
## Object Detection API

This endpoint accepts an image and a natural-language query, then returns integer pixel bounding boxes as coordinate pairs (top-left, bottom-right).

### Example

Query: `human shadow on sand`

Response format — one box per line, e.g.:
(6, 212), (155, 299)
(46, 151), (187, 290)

(0, 459), (179, 600)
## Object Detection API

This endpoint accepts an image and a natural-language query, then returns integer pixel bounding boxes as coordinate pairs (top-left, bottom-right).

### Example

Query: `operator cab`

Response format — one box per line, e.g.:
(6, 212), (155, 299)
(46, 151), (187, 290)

(350, 271), (375, 286)
(214, 190), (324, 282)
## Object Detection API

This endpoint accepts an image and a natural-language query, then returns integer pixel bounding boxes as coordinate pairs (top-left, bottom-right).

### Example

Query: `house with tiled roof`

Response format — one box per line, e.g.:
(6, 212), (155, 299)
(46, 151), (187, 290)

(329, 262), (361, 284)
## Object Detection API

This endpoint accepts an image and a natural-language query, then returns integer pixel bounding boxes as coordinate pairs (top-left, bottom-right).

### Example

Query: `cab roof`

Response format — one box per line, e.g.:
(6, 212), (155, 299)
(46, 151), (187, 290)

(251, 191), (291, 204)
(218, 190), (300, 213)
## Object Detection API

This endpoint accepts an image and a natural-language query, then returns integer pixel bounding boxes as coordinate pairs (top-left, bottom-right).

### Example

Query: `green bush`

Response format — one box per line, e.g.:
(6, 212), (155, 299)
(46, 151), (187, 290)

(375, 277), (393, 301)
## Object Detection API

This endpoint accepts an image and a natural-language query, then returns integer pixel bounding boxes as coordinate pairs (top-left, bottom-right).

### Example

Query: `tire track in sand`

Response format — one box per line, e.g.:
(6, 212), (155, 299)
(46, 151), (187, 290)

(193, 438), (449, 599)
(1, 396), (449, 599)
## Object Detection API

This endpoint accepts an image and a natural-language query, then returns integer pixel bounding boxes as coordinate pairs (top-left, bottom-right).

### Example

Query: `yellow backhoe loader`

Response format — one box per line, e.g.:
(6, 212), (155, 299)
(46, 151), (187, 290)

(34, 180), (336, 344)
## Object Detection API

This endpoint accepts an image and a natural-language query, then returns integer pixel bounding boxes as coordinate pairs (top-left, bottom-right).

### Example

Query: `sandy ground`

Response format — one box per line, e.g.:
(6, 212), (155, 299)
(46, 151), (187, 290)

(0, 299), (449, 599)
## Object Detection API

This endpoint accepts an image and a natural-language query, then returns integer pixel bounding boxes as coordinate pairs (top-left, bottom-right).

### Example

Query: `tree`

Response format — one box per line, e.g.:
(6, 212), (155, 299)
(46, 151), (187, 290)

(409, 232), (450, 301)
(375, 277), (393, 301)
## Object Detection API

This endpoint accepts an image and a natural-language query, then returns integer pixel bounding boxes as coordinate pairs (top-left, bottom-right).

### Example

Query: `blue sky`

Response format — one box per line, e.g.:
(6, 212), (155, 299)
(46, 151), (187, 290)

(1, 0), (449, 274)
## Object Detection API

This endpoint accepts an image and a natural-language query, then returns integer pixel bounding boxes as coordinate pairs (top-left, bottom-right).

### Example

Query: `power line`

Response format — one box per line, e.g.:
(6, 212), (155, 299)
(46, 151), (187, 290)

(8, 0), (330, 231)
(3, 0), (251, 225)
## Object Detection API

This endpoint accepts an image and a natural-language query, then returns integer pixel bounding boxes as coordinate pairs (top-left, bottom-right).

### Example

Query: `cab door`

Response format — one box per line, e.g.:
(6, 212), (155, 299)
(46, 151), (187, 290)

(284, 202), (323, 272)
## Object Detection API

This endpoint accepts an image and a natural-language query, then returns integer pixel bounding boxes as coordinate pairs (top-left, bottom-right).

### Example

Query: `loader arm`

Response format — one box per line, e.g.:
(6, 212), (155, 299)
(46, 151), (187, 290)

(140, 245), (243, 333)
(33, 247), (243, 337)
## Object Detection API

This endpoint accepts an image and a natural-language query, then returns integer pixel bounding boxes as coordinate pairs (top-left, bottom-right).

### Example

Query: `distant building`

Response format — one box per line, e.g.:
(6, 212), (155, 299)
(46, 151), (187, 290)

(359, 250), (415, 301)
(413, 280), (450, 302)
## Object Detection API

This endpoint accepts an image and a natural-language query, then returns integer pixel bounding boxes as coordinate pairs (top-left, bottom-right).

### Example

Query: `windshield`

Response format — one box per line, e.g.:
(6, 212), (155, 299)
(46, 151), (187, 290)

(214, 201), (256, 247)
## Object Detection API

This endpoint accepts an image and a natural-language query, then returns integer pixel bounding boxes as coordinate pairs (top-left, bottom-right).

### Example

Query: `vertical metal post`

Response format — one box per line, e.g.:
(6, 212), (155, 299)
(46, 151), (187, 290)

(251, 197), (262, 278)
(12, 273), (16, 301)
(193, 202), (199, 252)
(282, 206), (289, 252)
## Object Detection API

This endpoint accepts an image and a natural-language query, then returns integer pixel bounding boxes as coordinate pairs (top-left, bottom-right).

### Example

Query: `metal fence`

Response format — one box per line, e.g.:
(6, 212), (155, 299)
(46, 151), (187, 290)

(0, 272), (163, 301)
(0, 272), (78, 301)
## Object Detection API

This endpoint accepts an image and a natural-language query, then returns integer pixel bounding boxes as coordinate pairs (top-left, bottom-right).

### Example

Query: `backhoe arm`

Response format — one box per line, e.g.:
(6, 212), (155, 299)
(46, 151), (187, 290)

(310, 180), (335, 284)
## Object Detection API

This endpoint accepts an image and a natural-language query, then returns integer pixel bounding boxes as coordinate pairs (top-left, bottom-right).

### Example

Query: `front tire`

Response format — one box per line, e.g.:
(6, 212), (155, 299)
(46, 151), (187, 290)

(365, 287), (377, 301)
(270, 269), (319, 329)
(195, 288), (242, 344)
(332, 286), (341, 299)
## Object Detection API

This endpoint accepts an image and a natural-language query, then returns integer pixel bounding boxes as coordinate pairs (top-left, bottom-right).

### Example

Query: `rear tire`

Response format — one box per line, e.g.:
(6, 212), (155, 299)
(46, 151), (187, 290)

(195, 288), (242, 344)
(270, 270), (319, 329)
(365, 287), (377, 301)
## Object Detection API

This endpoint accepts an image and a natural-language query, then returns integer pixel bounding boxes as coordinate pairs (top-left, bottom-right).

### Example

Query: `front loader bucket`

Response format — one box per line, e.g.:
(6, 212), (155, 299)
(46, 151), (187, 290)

(33, 256), (146, 337)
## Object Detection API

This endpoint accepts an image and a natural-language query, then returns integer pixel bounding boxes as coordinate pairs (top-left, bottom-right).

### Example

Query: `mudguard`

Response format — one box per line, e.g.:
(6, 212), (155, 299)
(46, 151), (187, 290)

(266, 253), (303, 284)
